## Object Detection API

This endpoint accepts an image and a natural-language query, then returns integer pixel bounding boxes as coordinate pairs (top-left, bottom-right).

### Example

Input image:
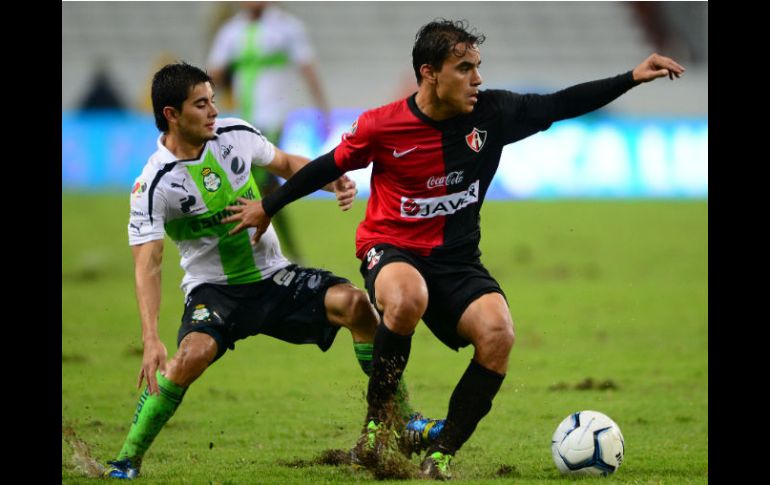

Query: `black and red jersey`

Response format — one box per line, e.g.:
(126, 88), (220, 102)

(262, 72), (636, 261)
(335, 90), (557, 260)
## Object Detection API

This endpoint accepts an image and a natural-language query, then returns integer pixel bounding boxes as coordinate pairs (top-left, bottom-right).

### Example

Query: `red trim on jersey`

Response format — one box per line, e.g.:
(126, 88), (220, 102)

(335, 99), (447, 259)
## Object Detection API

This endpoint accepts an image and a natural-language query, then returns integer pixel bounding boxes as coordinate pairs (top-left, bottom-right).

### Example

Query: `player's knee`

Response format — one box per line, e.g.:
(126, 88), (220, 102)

(500, 321), (515, 351)
(375, 264), (428, 330)
(344, 288), (378, 330)
(477, 321), (515, 355)
(167, 334), (217, 386)
(382, 294), (426, 331)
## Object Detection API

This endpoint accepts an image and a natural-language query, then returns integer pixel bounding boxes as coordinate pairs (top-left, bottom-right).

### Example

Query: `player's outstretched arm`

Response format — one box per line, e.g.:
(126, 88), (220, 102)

(520, 53), (685, 125)
(631, 53), (685, 83)
(131, 239), (168, 396)
(264, 147), (311, 181)
(222, 149), (345, 243)
(267, 147), (357, 207)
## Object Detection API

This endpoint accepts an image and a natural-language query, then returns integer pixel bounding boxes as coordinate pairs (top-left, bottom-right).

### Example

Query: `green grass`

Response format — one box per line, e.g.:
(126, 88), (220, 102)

(62, 194), (707, 484)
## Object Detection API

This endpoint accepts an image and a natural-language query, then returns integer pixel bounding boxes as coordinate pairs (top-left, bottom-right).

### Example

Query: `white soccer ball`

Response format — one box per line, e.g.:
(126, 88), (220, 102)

(551, 410), (625, 476)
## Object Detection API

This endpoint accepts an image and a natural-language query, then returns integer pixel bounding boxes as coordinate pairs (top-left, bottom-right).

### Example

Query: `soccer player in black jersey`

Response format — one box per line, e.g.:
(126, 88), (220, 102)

(223, 19), (684, 479)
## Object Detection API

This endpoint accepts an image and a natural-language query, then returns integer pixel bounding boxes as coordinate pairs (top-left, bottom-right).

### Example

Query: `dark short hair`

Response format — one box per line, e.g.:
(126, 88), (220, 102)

(412, 19), (486, 84)
(151, 62), (213, 132)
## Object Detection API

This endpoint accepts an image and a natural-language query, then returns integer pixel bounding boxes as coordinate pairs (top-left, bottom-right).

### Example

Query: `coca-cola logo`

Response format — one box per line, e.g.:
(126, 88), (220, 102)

(402, 199), (420, 215)
(427, 171), (464, 189)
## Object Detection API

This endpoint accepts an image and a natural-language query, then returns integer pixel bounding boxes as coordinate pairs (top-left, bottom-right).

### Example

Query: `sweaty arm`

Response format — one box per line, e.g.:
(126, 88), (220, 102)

(261, 149), (344, 217)
(132, 239), (168, 395)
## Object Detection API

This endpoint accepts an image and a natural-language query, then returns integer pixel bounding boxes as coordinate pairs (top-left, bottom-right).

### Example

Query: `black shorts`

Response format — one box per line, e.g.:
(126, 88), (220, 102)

(360, 244), (506, 350)
(178, 264), (348, 361)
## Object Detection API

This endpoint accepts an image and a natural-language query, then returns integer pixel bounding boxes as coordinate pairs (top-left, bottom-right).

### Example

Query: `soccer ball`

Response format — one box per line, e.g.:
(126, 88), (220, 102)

(551, 410), (625, 476)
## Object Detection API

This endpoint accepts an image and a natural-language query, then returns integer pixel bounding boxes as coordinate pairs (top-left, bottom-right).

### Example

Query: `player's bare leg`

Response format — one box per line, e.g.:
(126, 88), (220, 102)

(366, 263), (427, 424)
(349, 264), (427, 465)
(104, 333), (217, 479)
(324, 283), (378, 342)
(420, 292), (514, 479)
(324, 282), (418, 423)
(457, 293), (515, 374)
(164, 332), (219, 386)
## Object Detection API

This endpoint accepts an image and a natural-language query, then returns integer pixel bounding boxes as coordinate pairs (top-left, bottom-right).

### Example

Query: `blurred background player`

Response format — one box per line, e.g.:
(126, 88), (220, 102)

(220, 19), (685, 480)
(102, 62), (425, 480)
(207, 1), (330, 262)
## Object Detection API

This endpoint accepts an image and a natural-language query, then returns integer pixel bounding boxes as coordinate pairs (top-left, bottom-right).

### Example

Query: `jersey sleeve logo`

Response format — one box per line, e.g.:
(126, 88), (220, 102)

(131, 181), (147, 198)
(201, 167), (222, 192)
(465, 127), (487, 153)
(129, 222), (143, 234)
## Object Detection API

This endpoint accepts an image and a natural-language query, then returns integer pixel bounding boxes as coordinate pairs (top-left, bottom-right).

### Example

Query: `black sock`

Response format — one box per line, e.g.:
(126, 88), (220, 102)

(428, 359), (505, 456)
(366, 323), (413, 424)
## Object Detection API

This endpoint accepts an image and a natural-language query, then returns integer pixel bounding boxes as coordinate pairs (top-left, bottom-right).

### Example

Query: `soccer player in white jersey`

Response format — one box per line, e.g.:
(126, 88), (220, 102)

(207, 1), (328, 262)
(102, 62), (427, 480)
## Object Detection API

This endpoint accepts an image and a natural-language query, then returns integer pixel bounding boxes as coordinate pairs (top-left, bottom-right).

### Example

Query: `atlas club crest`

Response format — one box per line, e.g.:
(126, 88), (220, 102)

(465, 127), (487, 153)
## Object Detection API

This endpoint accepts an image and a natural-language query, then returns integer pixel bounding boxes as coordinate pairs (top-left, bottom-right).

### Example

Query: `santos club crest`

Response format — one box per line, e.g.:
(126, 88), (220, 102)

(465, 127), (487, 153)
(201, 167), (222, 192)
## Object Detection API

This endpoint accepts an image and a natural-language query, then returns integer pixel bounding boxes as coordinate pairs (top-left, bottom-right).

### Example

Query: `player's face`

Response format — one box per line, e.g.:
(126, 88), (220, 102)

(435, 44), (483, 116)
(177, 82), (219, 144)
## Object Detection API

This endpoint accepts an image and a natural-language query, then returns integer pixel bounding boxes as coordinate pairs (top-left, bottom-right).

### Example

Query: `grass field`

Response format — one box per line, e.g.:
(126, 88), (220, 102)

(62, 194), (707, 484)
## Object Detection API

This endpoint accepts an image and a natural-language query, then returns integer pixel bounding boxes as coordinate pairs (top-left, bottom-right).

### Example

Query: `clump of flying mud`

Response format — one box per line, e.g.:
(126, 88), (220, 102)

(280, 412), (420, 479)
(62, 423), (106, 477)
(280, 448), (353, 468)
(368, 419), (420, 480)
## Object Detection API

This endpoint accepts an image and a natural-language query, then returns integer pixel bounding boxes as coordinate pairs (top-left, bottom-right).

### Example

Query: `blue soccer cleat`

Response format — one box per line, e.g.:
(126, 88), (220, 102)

(103, 459), (139, 480)
(399, 414), (445, 457)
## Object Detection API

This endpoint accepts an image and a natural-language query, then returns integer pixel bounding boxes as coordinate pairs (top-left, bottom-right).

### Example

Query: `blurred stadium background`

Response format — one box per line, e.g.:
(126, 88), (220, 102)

(62, 1), (707, 198)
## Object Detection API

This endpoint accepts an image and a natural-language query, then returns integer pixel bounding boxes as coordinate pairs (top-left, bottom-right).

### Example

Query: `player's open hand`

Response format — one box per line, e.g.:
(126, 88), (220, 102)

(139, 338), (167, 395)
(333, 175), (357, 211)
(632, 53), (685, 83)
(222, 197), (271, 245)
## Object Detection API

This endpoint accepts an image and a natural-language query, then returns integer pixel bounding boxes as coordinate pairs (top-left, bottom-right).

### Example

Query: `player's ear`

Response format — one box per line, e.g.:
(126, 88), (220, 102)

(163, 106), (180, 126)
(420, 64), (438, 85)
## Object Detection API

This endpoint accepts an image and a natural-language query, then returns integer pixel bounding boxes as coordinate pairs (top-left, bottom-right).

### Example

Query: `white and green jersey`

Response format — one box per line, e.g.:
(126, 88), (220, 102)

(207, 6), (314, 135)
(128, 117), (291, 297)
